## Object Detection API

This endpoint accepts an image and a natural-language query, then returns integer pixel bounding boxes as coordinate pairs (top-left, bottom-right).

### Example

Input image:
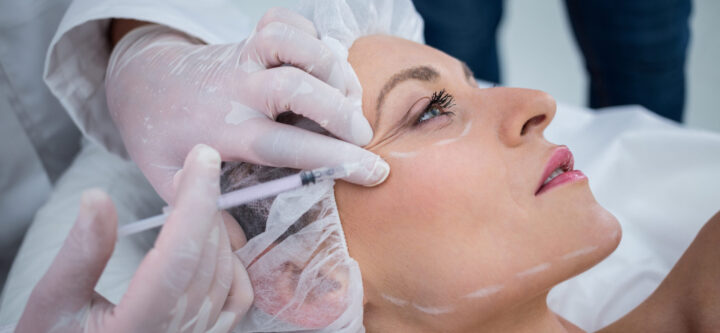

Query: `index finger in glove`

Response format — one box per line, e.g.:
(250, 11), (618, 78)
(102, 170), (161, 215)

(255, 7), (317, 37)
(218, 120), (389, 186)
(242, 66), (371, 146)
(246, 21), (359, 98)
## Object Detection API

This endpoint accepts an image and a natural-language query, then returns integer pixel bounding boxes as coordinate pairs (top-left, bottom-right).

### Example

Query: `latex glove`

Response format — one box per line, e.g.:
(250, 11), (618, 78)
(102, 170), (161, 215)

(17, 144), (252, 333)
(106, 7), (389, 202)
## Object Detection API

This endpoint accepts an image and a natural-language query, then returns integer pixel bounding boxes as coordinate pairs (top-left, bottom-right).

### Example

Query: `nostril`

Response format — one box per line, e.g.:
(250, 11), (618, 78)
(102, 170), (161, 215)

(520, 114), (546, 135)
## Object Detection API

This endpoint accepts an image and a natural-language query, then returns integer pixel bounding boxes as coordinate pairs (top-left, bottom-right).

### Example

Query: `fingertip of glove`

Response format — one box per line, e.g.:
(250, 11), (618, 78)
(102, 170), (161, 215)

(78, 189), (115, 225)
(76, 189), (117, 253)
(80, 188), (110, 209)
(189, 144), (221, 169)
(351, 110), (373, 145)
(364, 158), (390, 187)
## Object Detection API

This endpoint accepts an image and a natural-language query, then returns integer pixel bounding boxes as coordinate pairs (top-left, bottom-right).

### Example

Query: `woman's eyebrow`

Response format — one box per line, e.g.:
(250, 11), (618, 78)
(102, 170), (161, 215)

(375, 66), (439, 127)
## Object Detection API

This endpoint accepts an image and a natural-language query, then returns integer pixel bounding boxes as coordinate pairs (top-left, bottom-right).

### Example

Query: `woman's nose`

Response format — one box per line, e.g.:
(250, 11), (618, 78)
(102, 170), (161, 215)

(492, 88), (556, 147)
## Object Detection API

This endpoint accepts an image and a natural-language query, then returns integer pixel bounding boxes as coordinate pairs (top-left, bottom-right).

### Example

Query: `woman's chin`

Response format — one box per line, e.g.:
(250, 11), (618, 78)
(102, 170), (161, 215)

(541, 182), (622, 260)
(590, 203), (622, 255)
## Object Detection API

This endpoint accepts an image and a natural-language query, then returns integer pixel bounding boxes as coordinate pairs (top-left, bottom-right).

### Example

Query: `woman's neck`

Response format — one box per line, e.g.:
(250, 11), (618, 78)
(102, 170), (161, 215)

(365, 294), (584, 333)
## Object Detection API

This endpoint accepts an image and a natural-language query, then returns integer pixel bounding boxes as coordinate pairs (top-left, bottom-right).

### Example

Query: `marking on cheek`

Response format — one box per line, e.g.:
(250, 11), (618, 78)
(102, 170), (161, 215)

(464, 284), (504, 299)
(433, 138), (460, 146)
(412, 303), (455, 315)
(381, 293), (409, 307)
(516, 263), (551, 278)
(459, 120), (473, 136)
(433, 121), (473, 146)
(387, 151), (419, 159)
(561, 245), (599, 260)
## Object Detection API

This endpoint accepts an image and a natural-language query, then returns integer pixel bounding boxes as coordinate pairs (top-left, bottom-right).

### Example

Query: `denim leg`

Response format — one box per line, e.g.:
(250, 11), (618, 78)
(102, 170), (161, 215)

(413, 0), (504, 83)
(565, 0), (692, 122)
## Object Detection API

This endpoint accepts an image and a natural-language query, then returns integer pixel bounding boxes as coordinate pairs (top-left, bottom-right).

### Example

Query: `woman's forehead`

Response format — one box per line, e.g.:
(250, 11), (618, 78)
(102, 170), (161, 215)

(349, 35), (450, 81)
(348, 35), (460, 125)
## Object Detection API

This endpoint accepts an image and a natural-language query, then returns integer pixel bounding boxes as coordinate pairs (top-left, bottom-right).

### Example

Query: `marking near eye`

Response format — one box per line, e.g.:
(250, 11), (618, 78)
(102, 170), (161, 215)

(433, 120), (472, 146)
(388, 151), (419, 159)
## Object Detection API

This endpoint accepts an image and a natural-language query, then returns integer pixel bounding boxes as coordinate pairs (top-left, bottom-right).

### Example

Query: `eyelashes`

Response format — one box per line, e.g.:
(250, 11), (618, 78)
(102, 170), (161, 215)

(374, 88), (459, 147)
(414, 89), (456, 126)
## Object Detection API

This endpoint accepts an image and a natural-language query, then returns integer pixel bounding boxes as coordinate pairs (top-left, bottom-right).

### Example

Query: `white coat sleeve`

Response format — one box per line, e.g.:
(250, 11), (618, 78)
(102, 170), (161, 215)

(44, 0), (254, 157)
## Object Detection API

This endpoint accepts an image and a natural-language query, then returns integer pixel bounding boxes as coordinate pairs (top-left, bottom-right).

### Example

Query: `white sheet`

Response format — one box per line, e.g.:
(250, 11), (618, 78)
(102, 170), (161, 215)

(1, 103), (719, 332)
(546, 103), (720, 330)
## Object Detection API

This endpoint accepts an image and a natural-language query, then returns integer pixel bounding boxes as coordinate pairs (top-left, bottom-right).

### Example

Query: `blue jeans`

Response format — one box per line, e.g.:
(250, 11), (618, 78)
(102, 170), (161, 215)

(413, 0), (692, 122)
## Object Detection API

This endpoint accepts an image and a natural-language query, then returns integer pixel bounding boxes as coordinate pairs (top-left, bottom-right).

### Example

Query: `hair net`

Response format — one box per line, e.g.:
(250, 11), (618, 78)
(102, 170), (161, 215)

(222, 0), (423, 331)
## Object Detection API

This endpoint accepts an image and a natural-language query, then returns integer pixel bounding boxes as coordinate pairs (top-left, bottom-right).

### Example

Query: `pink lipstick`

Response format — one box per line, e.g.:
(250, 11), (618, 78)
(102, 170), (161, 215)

(535, 146), (587, 195)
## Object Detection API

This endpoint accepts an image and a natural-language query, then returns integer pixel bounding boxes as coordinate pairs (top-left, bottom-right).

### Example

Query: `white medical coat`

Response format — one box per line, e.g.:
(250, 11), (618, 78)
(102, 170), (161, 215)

(0, 0), (258, 296)
(44, 0), (256, 157)
(0, 0), (80, 290)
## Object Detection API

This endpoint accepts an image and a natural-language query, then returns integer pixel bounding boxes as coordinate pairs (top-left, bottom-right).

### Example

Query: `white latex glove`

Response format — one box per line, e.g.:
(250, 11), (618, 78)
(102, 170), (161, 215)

(17, 144), (252, 333)
(106, 8), (389, 202)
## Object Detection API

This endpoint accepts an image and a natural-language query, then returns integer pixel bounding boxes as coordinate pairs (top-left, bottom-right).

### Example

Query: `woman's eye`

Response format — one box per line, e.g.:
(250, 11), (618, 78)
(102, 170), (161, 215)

(418, 105), (445, 123)
(415, 89), (455, 125)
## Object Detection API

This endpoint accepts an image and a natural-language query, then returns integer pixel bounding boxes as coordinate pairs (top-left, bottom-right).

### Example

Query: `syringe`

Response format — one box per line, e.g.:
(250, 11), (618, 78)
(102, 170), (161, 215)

(117, 165), (351, 238)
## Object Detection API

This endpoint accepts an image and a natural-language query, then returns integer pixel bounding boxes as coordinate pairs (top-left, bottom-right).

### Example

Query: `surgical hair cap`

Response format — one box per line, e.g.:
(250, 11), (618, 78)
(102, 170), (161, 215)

(224, 0), (423, 331)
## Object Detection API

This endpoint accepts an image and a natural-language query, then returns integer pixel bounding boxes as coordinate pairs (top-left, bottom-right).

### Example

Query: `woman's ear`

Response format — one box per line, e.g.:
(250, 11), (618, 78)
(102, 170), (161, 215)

(252, 260), (350, 329)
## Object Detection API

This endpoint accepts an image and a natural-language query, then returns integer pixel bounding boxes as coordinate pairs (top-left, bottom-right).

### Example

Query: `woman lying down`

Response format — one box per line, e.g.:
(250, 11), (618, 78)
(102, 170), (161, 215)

(216, 3), (720, 332)
(17, 0), (717, 332)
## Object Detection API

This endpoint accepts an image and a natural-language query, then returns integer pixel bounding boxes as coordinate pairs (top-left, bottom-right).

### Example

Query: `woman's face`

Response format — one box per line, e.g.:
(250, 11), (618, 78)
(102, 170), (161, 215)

(335, 35), (621, 330)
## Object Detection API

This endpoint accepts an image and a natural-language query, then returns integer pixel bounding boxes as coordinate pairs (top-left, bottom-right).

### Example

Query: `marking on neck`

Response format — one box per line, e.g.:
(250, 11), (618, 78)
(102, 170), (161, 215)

(464, 284), (504, 299)
(412, 303), (455, 315)
(561, 245), (599, 260)
(381, 293), (409, 307)
(516, 263), (551, 278)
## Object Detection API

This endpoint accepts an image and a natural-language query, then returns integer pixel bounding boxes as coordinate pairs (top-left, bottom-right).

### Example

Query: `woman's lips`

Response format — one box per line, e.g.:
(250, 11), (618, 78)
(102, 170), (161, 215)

(535, 146), (587, 195)
(536, 170), (587, 195)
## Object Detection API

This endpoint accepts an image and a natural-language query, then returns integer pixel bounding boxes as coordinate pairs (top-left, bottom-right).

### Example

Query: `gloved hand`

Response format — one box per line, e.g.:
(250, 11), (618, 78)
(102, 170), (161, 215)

(17, 144), (252, 333)
(106, 7), (389, 202)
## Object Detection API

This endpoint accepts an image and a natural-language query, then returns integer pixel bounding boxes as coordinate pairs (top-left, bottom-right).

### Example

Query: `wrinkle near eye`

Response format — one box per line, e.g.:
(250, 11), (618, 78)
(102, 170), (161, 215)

(368, 96), (431, 148)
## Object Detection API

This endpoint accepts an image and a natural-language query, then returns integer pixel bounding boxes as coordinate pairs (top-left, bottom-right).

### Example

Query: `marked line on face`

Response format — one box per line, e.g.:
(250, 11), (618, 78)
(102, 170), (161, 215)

(561, 245), (598, 260)
(433, 120), (473, 146)
(387, 151), (419, 159)
(381, 293), (409, 307)
(464, 284), (504, 299)
(516, 263), (551, 278)
(412, 303), (455, 315)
